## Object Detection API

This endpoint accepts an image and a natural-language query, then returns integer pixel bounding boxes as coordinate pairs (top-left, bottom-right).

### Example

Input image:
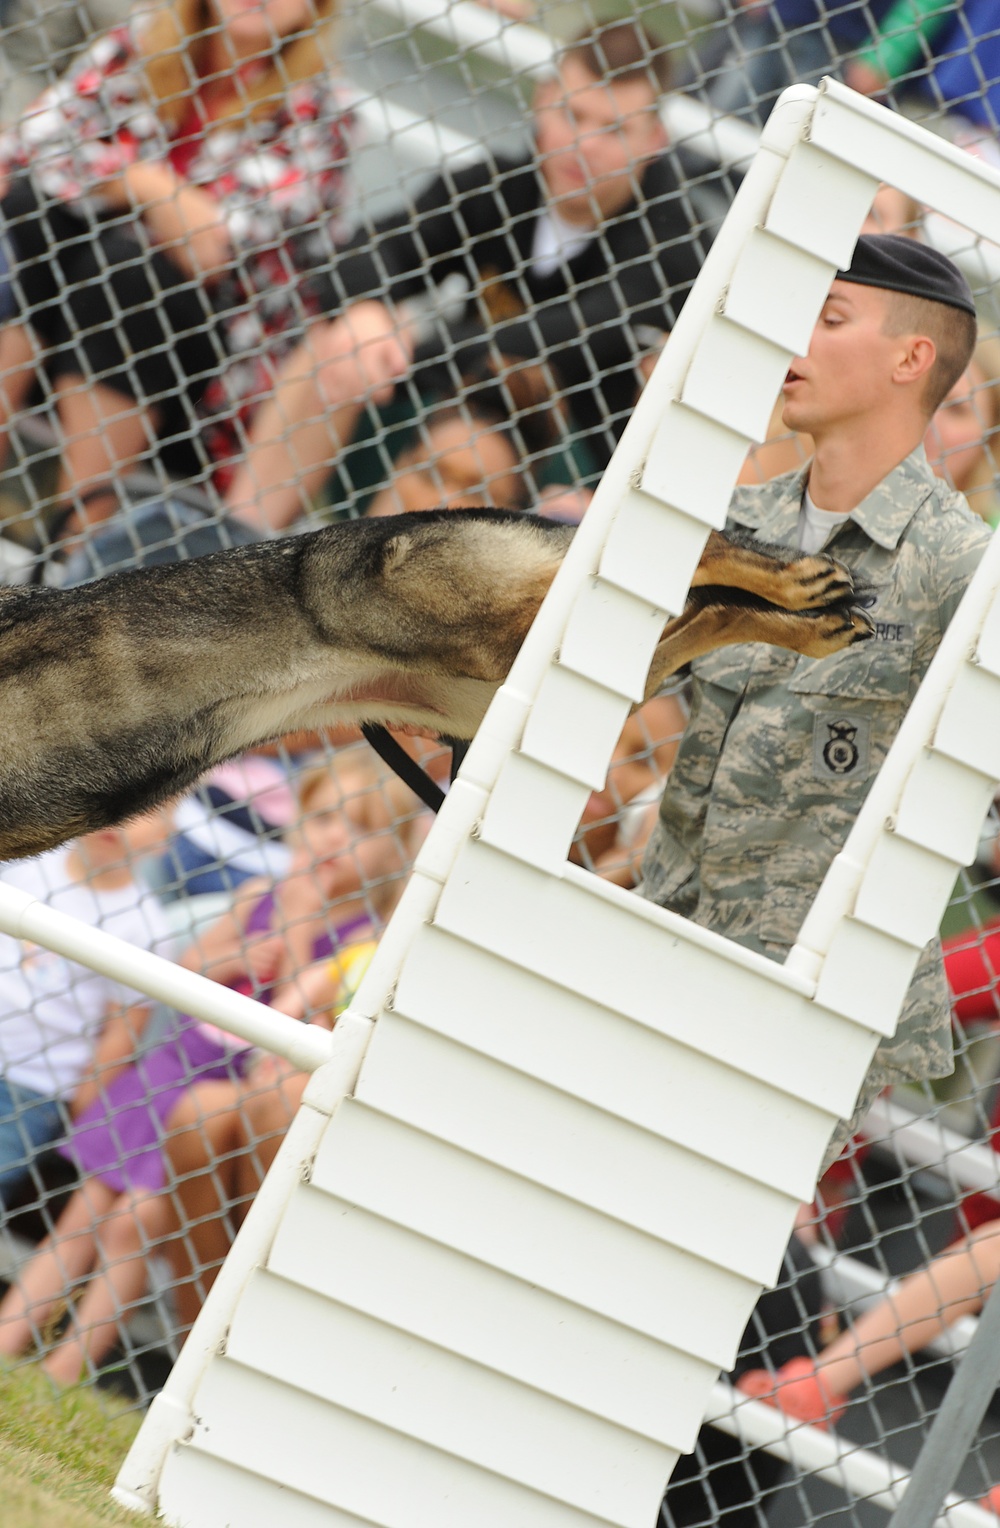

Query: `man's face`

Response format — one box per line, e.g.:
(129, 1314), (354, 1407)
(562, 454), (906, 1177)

(782, 281), (914, 436)
(534, 57), (665, 225)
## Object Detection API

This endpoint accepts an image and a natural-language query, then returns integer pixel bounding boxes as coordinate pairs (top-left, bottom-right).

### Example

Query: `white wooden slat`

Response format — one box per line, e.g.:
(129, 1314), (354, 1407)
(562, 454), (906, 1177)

(808, 85), (1000, 249)
(226, 1269), (673, 1525)
(309, 1102), (761, 1373)
(894, 748), (997, 866)
(355, 1014), (800, 1286)
(975, 595), (1000, 677)
(457, 685), (534, 794)
(933, 661), (1000, 780)
(681, 316), (793, 442)
(158, 1449), (376, 1528)
(393, 923), (835, 1201)
(409, 777), (490, 887)
(763, 141), (879, 266)
(598, 490), (711, 614)
(813, 919), (921, 1033)
(268, 1187), (717, 1449)
(558, 576), (670, 704)
(640, 403), (753, 521)
(432, 838), (879, 1117)
(519, 665), (632, 790)
(722, 229), (837, 355)
(476, 751), (591, 876)
(185, 1359), (615, 1528)
(851, 832), (961, 949)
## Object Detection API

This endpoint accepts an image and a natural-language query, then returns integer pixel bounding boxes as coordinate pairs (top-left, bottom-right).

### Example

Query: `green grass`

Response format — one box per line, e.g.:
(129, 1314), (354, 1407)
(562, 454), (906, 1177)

(0, 1363), (142, 1528)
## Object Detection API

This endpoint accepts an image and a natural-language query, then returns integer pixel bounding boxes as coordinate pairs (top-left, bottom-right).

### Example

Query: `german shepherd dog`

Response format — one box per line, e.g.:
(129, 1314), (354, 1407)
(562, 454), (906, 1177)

(0, 509), (873, 861)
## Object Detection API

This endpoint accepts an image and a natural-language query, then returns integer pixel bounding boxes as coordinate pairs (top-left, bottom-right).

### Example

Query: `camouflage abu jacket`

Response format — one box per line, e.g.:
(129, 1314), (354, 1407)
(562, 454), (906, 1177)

(640, 446), (992, 1086)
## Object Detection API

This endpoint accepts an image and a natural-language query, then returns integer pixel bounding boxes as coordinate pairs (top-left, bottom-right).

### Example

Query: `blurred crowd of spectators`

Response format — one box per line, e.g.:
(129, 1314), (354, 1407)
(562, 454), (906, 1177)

(0, 2), (998, 1523)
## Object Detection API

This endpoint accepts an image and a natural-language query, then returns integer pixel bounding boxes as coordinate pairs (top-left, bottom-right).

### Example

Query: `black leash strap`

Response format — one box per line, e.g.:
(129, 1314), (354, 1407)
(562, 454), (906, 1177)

(448, 738), (470, 783)
(362, 723), (447, 814)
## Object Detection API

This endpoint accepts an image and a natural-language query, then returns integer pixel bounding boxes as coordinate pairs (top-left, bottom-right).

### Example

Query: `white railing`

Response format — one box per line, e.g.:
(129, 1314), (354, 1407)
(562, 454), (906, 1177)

(708, 1386), (996, 1527)
(0, 884), (332, 1075)
(863, 1096), (1000, 1204)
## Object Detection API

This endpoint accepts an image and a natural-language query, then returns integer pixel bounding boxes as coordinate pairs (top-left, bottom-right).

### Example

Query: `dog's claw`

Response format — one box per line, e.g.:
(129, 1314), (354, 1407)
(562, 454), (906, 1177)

(800, 599), (875, 657)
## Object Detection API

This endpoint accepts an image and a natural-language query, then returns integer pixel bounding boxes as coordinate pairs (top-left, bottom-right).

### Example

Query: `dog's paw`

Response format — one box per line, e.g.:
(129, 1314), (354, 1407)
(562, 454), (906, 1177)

(799, 601), (876, 657)
(777, 553), (861, 612)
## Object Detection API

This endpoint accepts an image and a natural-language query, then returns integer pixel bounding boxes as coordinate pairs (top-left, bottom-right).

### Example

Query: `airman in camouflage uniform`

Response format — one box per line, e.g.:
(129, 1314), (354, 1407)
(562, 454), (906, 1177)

(641, 236), (993, 1164)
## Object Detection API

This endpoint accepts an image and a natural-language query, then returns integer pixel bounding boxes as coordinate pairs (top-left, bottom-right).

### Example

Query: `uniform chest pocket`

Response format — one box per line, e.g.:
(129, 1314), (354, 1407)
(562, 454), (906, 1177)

(786, 635), (914, 705)
(787, 636), (913, 787)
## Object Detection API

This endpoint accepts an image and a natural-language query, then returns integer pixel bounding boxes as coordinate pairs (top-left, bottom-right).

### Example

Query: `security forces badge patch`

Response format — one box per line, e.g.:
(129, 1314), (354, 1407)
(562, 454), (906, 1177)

(813, 714), (871, 780)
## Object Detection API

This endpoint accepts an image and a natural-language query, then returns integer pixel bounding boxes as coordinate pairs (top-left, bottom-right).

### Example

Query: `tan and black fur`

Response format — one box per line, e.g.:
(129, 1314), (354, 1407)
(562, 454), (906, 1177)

(0, 508), (873, 861)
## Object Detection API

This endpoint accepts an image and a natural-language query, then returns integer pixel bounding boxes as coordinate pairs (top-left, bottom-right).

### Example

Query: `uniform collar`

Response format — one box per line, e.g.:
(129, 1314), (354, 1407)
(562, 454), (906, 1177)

(729, 445), (937, 551)
(845, 445), (938, 549)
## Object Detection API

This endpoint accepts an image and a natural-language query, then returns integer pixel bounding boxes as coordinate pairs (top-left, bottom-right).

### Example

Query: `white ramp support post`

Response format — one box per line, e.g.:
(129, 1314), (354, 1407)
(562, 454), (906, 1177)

(102, 81), (1000, 1524)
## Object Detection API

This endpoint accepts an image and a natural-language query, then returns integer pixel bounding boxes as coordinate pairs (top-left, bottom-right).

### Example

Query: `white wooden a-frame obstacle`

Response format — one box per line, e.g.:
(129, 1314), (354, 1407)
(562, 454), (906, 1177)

(0, 79), (994, 1525)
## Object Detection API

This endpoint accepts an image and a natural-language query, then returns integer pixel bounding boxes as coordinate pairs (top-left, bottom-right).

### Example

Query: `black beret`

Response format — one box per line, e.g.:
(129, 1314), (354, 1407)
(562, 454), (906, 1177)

(836, 233), (976, 316)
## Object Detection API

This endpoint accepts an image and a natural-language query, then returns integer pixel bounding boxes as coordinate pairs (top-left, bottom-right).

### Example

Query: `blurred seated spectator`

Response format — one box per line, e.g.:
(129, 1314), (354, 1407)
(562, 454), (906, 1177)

(737, 1216), (1000, 1432)
(864, 183), (926, 238)
(0, 0), (129, 126)
(924, 335), (1000, 524)
(572, 696), (686, 887)
(846, 0), (1000, 166)
(0, 746), (415, 1382)
(0, 0), (356, 538)
(0, 814), (171, 1213)
(162, 747), (421, 1332)
(362, 361), (566, 518)
(740, 1215), (1000, 1514)
(701, 0), (901, 126)
(534, 482), (594, 525)
(157, 754), (297, 902)
(225, 19), (703, 532)
(472, 0), (535, 19)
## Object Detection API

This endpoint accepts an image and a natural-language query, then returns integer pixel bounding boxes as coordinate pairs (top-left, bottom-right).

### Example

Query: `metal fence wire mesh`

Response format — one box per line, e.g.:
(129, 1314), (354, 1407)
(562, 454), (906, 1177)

(1, 0), (1000, 1523)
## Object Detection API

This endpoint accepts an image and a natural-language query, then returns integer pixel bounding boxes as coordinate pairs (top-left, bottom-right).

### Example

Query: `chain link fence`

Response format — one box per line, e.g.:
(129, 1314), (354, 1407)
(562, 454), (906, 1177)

(0, 1), (999, 1524)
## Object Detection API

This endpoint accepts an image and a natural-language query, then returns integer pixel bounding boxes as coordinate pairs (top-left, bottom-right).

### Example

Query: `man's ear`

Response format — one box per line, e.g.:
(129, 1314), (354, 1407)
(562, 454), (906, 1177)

(894, 333), (937, 391)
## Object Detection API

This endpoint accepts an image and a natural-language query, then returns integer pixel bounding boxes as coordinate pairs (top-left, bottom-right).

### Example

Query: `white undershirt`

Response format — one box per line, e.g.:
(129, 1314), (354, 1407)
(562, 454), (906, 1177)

(530, 208), (595, 278)
(797, 488), (853, 554)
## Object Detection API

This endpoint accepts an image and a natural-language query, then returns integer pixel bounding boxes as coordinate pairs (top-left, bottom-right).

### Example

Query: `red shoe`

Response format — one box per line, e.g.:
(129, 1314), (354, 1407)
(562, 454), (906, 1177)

(979, 1484), (1000, 1516)
(736, 1368), (776, 1401)
(737, 1357), (846, 1430)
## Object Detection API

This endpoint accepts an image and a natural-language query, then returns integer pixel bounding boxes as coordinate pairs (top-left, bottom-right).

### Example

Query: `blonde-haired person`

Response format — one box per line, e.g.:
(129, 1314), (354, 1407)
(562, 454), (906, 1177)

(162, 747), (421, 1334)
(0, 0), (358, 535)
(925, 335), (1000, 527)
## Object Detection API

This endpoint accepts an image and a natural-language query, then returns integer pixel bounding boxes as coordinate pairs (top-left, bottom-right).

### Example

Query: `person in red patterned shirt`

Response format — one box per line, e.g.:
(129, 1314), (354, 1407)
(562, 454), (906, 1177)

(0, 0), (356, 533)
